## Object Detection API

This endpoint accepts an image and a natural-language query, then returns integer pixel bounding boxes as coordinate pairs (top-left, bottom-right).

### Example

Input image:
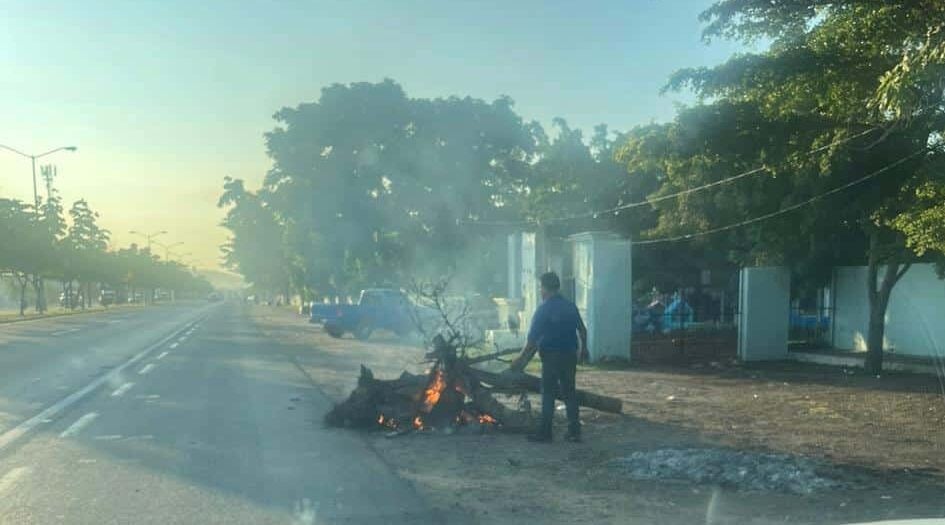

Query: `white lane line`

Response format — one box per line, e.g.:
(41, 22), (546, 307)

(169, 342), (179, 349)
(138, 364), (155, 375)
(156, 351), (169, 360)
(110, 382), (135, 397)
(134, 394), (160, 400)
(94, 434), (123, 441)
(0, 313), (207, 454)
(59, 412), (98, 438)
(178, 336), (188, 342)
(0, 467), (31, 496)
(51, 327), (82, 336)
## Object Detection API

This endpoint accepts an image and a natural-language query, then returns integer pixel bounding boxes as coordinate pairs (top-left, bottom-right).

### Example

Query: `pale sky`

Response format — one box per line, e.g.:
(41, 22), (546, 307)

(0, 0), (744, 269)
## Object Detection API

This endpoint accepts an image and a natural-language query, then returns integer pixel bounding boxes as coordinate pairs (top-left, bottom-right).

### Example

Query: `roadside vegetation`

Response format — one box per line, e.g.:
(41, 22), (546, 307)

(0, 171), (211, 316)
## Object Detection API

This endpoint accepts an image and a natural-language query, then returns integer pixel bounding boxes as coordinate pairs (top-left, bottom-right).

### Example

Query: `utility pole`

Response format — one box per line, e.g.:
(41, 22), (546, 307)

(0, 145), (77, 314)
(129, 230), (168, 252)
(0, 144), (77, 209)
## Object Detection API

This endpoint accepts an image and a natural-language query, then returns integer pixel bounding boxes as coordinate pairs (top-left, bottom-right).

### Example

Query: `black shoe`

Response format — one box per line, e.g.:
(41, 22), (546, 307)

(565, 431), (582, 443)
(526, 432), (552, 443)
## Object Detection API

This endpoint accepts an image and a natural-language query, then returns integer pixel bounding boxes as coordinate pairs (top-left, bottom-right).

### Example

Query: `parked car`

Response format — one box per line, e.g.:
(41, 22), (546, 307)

(99, 289), (116, 306)
(59, 291), (84, 309)
(310, 289), (437, 340)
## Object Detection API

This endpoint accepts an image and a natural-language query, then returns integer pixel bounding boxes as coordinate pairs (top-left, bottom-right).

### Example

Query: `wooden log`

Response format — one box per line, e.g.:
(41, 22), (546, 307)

(469, 386), (532, 432)
(325, 366), (428, 428)
(469, 368), (623, 414)
(461, 348), (520, 366)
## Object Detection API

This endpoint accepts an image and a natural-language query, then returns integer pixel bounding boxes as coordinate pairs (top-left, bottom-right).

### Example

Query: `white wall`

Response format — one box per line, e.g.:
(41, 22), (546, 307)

(520, 231), (542, 334)
(570, 232), (632, 361)
(738, 267), (790, 361)
(833, 263), (945, 358)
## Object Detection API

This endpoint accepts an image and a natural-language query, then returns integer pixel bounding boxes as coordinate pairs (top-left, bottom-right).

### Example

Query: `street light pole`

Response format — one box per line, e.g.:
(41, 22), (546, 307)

(0, 144), (77, 314)
(129, 230), (168, 251)
(155, 241), (184, 261)
(0, 144), (78, 209)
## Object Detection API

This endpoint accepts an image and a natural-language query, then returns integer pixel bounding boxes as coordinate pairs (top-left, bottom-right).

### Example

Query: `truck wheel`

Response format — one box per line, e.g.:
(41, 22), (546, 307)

(353, 323), (373, 341)
(325, 326), (344, 338)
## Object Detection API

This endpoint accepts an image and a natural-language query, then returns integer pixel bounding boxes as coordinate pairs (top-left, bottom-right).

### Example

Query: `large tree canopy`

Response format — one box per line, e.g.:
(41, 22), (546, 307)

(618, 0), (945, 372)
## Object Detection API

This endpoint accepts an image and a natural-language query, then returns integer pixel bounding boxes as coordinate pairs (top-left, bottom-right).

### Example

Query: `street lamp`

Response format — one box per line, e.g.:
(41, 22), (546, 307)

(167, 251), (192, 265)
(128, 230), (167, 251)
(0, 144), (77, 208)
(155, 241), (184, 261)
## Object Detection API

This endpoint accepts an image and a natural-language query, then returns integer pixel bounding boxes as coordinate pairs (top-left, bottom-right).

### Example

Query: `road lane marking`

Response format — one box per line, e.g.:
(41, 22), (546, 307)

(178, 336), (187, 342)
(293, 498), (317, 525)
(169, 342), (179, 349)
(94, 434), (123, 440)
(59, 412), (98, 438)
(157, 351), (169, 360)
(0, 467), (30, 496)
(110, 382), (135, 397)
(138, 364), (155, 375)
(0, 311), (209, 453)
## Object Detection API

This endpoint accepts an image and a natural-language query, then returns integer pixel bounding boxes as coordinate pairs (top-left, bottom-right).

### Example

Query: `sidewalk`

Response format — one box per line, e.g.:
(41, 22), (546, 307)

(0, 303), (143, 324)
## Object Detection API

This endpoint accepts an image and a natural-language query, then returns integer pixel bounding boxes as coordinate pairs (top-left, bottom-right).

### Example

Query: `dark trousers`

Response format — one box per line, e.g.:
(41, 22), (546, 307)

(539, 351), (580, 436)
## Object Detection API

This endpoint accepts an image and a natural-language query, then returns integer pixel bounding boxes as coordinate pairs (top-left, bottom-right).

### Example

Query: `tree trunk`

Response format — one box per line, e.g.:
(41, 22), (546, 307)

(469, 368), (623, 414)
(864, 233), (911, 375)
(33, 277), (43, 313)
(17, 274), (28, 316)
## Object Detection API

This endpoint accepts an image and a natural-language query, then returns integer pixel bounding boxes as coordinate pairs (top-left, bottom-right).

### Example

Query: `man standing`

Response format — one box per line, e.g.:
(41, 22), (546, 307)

(510, 271), (588, 443)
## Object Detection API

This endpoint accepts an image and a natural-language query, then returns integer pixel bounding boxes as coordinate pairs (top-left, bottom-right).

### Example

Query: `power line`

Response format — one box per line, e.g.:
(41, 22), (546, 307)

(630, 147), (929, 246)
(459, 125), (882, 227)
(542, 126), (882, 224)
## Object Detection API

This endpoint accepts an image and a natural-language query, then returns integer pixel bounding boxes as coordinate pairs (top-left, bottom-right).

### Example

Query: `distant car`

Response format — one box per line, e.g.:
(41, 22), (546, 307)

(99, 289), (116, 306)
(310, 289), (437, 340)
(207, 292), (222, 302)
(59, 292), (83, 309)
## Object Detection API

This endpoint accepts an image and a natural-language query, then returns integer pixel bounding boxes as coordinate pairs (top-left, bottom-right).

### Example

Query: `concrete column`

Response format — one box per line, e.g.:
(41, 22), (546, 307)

(569, 232), (632, 362)
(737, 266), (790, 361)
(520, 230), (545, 334)
(507, 233), (522, 300)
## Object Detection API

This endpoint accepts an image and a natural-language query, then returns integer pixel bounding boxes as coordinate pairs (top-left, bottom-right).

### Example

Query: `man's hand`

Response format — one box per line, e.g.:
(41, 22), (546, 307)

(508, 342), (537, 373)
(579, 346), (589, 363)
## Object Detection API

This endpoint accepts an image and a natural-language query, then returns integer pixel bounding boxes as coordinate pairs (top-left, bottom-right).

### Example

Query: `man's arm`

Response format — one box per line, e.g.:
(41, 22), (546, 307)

(509, 340), (538, 373)
(577, 311), (589, 362)
(508, 305), (544, 372)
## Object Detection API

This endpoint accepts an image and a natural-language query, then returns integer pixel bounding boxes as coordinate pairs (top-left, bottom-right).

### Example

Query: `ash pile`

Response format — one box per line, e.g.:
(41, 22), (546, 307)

(611, 448), (845, 494)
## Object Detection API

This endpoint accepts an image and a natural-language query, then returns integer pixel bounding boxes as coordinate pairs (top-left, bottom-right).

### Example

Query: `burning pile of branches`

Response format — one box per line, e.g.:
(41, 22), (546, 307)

(325, 279), (622, 434)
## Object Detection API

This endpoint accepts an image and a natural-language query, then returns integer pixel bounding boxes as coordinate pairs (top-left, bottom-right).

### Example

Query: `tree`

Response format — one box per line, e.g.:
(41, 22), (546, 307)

(65, 199), (110, 309)
(34, 165), (66, 312)
(632, 0), (945, 373)
(0, 199), (45, 315)
(218, 177), (291, 298)
(234, 80), (541, 297)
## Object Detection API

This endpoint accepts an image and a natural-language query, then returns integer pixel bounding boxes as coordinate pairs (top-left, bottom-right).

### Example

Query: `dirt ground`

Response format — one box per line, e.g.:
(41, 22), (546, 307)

(251, 306), (945, 525)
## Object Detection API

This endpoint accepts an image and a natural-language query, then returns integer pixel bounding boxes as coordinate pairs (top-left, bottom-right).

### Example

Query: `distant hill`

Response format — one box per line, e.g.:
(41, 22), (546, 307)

(198, 269), (247, 291)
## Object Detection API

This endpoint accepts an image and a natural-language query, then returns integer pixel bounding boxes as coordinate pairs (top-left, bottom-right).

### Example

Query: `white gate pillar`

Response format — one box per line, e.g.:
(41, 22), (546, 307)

(738, 266), (790, 361)
(569, 232), (632, 362)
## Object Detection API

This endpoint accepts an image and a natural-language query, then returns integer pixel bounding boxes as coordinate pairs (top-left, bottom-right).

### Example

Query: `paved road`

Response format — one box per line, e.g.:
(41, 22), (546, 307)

(0, 302), (439, 524)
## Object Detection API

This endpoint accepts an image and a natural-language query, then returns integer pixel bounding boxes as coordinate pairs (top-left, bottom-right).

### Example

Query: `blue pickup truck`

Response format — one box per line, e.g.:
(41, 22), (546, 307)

(310, 289), (425, 340)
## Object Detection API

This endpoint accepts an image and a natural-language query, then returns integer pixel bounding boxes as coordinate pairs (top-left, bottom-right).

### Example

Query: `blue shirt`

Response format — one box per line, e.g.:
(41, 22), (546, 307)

(527, 294), (583, 353)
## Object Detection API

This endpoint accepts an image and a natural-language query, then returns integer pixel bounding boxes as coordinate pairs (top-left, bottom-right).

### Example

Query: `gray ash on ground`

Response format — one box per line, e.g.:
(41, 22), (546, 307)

(610, 448), (845, 494)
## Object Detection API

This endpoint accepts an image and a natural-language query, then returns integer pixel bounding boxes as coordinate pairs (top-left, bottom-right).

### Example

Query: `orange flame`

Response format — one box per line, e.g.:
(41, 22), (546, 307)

(413, 415), (424, 429)
(377, 414), (385, 425)
(478, 413), (498, 425)
(421, 369), (447, 412)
